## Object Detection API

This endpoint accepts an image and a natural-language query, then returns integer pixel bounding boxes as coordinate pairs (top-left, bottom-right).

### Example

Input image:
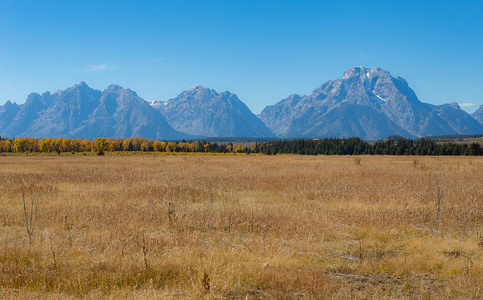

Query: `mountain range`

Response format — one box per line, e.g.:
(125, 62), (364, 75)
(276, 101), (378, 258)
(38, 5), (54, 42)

(1, 67), (482, 140)
(0, 82), (184, 140)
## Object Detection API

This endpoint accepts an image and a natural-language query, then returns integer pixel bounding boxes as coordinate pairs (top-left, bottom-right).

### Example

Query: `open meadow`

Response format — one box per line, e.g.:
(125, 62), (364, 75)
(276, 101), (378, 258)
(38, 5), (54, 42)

(0, 154), (482, 299)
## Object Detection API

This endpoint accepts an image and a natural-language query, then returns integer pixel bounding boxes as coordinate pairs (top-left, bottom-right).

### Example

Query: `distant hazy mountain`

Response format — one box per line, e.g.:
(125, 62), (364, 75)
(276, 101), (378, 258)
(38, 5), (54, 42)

(472, 105), (483, 125)
(429, 102), (483, 135)
(259, 67), (483, 139)
(151, 85), (273, 137)
(0, 100), (20, 135)
(0, 82), (186, 140)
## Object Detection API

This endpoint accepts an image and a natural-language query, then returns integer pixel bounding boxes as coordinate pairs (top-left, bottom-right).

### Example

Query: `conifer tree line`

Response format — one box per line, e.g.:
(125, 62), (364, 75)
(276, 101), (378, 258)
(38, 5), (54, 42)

(0, 136), (481, 156)
(258, 137), (483, 156)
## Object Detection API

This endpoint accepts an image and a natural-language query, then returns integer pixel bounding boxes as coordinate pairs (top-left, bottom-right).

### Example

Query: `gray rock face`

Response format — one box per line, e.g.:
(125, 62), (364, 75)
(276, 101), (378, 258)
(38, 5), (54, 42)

(259, 67), (483, 139)
(0, 83), (186, 140)
(24, 82), (102, 138)
(153, 85), (273, 137)
(0, 100), (20, 136)
(472, 105), (483, 125)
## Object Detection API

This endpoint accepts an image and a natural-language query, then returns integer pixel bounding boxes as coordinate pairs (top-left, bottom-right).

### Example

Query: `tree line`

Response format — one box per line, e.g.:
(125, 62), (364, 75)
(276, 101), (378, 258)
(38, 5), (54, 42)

(258, 137), (483, 156)
(0, 136), (481, 156)
(0, 137), (245, 154)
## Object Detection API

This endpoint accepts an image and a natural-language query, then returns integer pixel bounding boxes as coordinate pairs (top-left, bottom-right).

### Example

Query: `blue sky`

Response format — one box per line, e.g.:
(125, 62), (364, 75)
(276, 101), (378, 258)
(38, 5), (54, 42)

(1, 0), (482, 114)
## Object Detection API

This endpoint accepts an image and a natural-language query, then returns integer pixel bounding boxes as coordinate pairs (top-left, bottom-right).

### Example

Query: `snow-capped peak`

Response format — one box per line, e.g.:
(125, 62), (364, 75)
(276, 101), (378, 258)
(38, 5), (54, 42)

(188, 85), (203, 91)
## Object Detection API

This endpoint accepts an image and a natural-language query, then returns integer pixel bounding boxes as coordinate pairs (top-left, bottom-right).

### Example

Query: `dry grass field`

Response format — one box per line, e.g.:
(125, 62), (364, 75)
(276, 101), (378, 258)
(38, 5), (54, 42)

(0, 154), (482, 299)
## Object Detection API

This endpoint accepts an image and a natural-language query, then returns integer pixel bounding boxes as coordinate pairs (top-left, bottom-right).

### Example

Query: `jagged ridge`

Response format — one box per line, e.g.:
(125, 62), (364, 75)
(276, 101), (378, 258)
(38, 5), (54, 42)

(0, 82), (186, 140)
(1, 67), (482, 140)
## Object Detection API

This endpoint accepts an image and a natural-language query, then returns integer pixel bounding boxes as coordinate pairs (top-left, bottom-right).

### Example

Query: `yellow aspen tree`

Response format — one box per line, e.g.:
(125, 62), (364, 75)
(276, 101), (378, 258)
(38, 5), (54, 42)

(69, 139), (78, 152)
(108, 141), (116, 152)
(62, 139), (70, 152)
(82, 139), (92, 152)
(93, 138), (107, 152)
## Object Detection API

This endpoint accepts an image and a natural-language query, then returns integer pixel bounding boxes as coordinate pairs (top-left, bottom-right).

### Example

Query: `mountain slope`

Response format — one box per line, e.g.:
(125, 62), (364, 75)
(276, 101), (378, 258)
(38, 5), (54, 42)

(153, 85), (273, 137)
(23, 82), (102, 138)
(259, 67), (483, 139)
(472, 105), (483, 125)
(0, 100), (21, 135)
(0, 83), (186, 140)
(429, 102), (483, 135)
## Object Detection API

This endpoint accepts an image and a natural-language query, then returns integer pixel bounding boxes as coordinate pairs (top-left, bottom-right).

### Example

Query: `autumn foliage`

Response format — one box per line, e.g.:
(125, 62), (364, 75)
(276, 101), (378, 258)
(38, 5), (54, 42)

(0, 137), (246, 154)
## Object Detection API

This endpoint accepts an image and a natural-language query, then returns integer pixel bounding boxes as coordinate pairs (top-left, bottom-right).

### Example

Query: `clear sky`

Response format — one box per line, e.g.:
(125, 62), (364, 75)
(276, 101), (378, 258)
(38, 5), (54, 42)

(1, 0), (482, 114)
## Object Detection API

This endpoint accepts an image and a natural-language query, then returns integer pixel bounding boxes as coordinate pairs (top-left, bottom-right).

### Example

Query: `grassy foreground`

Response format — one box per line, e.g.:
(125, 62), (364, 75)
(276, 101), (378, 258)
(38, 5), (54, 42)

(0, 155), (481, 299)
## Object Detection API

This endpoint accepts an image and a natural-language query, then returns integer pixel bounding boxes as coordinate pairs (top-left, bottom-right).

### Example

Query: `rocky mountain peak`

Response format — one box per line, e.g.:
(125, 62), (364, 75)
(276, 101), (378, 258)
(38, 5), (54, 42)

(156, 86), (273, 137)
(259, 66), (483, 139)
(3, 100), (16, 108)
(182, 85), (218, 98)
(449, 102), (461, 109)
(106, 84), (124, 92)
(104, 84), (138, 98)
(187, 85), (205, 91)
(342, 66), (367, 80)
(76, 81), (89, 88)
(341, 66), (392, 84)
(24, 93), (45, 108)
(61, 82), (92, 94)
(168, 86), (233, 110)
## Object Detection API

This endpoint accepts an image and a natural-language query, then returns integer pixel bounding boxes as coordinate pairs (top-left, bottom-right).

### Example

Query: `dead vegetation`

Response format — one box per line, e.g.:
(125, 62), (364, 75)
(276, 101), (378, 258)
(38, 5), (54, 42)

(0, 154), (482, 299)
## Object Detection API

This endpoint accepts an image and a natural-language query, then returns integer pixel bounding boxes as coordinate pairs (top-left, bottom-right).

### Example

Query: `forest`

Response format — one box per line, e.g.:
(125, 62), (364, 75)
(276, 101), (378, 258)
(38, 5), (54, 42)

(0, 136), (482, 156)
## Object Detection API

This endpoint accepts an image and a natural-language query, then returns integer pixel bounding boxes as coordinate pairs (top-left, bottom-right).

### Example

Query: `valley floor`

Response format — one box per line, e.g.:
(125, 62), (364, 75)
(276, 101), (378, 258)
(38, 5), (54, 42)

(0, 155), (481, 299)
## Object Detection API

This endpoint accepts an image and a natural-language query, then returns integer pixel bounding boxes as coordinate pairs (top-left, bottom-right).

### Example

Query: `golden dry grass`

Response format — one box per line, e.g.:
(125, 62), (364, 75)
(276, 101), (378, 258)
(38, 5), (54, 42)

(0, 154), (482, 299)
